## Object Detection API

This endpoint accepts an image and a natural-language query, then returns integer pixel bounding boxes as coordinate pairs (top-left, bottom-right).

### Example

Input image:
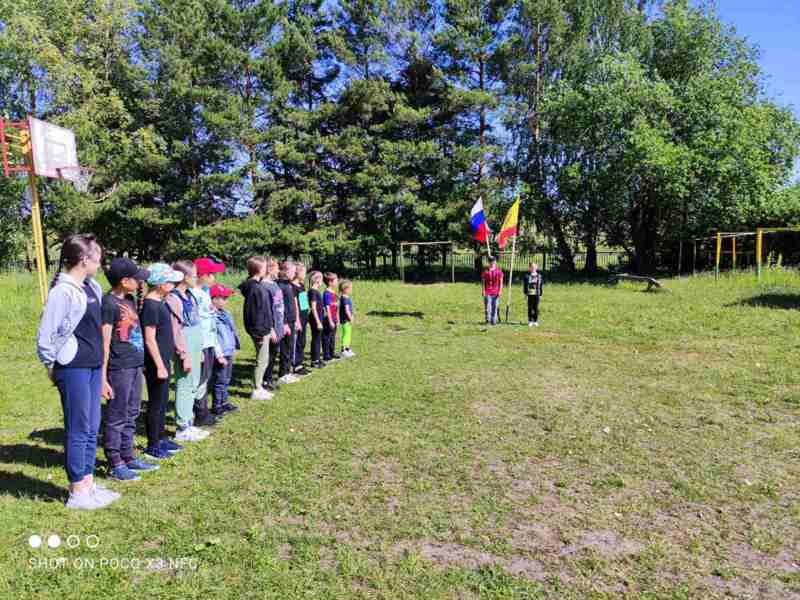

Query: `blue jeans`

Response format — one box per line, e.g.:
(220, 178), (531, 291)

(210, 356), (234, 408)
(484, 295), (499, 324)
(53, 367), (102, 483)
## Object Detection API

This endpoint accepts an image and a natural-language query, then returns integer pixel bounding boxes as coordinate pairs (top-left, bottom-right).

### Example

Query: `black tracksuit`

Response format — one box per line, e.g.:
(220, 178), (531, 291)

(522, 271), (543, 323)
(276, 278), (297, 377)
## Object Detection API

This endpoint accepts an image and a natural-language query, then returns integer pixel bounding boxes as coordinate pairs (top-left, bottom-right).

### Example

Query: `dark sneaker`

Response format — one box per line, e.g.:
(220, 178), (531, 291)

(109, 464), (141, 481)
(294, 367), (311, 376)
(210, 406), (227, 416)
(312, 360), (327, 369)
(195, 414), (219, 427)
(331, 353), (342, 361)
(221, 403), (239, 413)
(265, 381), (280, 392)
(126, 458), (160, 471)
(160, 438), (184, 454)
(144, 446), (171, 461)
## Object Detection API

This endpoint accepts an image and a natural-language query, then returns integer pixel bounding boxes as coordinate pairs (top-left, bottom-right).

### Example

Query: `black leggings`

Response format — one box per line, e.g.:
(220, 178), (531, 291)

(294, 312), (308, 367)
(280, 330), (296, 376)
(310, 322), (322, 363)
(527, 295), (540, 323)
(322, 324), (337, 360)
(144, 362), (171, 450)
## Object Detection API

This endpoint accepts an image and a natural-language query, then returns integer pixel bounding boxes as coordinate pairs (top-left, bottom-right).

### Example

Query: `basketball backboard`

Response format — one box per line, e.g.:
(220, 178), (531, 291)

(28, 117), (79, 181)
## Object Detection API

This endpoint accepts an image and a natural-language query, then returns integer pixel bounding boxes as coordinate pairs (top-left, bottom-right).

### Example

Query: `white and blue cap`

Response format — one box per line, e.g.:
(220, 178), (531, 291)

(147, 263), (184, 285)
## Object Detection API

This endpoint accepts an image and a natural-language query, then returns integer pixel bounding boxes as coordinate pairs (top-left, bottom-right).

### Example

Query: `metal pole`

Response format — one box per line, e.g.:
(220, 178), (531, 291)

(504, 234), (517, 323)
(756, 228), (763, 281)
(715, 232), (721, 280)
(400, 244), (405, 284)
(732, 236), (737, 271)
(451, 242), (455, 284)
(23, 119), (47, 305)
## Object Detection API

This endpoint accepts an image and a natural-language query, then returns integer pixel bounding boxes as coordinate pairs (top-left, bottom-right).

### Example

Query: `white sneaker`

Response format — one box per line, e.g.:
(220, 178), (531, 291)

(176, 427), (206, 442)
(534, 321), (539, 327)
(251, 388), (273, 400)
(92, 484), (121, 504)
(66, 489), (112, 510)
(342, 349), (356, 358)
(528, 322), (533, 327)
(189, 426), (210, 440)
(278, 374), (300, 384)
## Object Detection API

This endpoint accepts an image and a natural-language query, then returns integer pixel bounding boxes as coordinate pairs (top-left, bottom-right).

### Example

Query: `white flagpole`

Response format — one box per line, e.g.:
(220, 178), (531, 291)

(505, 233), (517, 323)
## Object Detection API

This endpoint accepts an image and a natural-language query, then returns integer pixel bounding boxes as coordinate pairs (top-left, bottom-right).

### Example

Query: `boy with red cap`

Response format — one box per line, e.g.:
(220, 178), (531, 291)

(193, 256), (226, 426)
(209, 284), (240, 415)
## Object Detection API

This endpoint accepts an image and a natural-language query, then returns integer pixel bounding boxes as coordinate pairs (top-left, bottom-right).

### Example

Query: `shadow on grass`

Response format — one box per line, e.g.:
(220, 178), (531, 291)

(367, 310), (425, 319)
(0, 471), (64, 501)
(0, 443), (63, 468)
(730, 293), (800, 310)
(28, 428), (63, 445)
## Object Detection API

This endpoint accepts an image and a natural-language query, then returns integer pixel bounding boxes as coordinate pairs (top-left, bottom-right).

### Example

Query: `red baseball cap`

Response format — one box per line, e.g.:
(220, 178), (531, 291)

(209, 284), (234, 299)
(194, 257), (225, 275)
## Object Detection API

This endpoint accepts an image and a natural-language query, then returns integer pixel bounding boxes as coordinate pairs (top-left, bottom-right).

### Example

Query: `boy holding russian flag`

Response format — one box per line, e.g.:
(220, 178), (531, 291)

(482, 257), (503, 325)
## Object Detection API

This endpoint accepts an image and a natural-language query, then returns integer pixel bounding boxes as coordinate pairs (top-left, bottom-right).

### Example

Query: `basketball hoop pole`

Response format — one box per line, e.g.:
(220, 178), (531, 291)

(25, 117), (49, 305)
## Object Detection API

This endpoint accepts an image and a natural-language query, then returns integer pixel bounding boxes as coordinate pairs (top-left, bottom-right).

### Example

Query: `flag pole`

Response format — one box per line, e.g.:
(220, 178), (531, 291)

(504, 233), (517, 323)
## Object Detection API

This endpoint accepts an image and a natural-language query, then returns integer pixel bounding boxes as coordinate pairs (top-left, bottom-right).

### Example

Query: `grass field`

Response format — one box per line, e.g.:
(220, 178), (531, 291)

(1, 270), (800, 599)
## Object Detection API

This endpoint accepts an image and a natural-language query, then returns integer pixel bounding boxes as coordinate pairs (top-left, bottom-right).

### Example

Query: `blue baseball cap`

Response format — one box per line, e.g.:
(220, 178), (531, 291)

(147, 263), (184, 285)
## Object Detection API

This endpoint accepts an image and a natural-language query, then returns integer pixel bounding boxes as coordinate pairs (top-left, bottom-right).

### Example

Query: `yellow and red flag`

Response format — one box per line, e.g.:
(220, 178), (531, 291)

(496, 199), (520, 249)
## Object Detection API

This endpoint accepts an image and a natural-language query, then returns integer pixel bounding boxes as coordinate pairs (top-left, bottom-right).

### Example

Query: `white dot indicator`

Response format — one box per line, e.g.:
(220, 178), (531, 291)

(28, 535), (42, 549)
(47, 534), (61, 549)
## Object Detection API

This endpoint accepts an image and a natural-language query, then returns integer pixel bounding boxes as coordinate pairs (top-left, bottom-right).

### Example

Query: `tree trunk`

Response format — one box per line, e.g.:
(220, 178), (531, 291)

(630, 192), (658, 274)
(583, 231), (598, 275)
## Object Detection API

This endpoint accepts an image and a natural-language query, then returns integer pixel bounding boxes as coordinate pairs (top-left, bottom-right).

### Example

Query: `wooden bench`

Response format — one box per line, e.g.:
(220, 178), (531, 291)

(612, 273), (663, 291)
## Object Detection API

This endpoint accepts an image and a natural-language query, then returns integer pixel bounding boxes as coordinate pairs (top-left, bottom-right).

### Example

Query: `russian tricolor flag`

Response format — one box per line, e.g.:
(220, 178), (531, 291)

(470, 197), (491, 243)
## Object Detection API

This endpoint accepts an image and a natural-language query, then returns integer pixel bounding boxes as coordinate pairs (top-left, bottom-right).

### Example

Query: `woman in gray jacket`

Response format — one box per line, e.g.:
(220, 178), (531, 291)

(37, 234), (120, 510)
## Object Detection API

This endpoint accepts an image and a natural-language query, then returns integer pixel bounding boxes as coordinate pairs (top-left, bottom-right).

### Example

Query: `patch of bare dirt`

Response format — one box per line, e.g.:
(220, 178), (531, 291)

(704, 575), (800, 600)
(728, 542), (799, 574)
(472, 402), (498, 417)
(559, 530), (644, 558)
(277, 543), (292, 561)
(392, 540), (547, 581)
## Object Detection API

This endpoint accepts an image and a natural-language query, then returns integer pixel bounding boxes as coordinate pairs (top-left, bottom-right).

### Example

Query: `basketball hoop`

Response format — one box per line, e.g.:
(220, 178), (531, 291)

(56, 166), (95, 192)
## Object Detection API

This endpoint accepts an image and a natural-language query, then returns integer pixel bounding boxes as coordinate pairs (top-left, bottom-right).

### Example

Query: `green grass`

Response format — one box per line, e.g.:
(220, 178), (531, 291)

(2, 270), (800, 599)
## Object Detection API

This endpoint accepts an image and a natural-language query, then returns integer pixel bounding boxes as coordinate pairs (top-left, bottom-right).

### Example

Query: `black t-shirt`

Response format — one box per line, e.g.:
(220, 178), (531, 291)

(140, 298), (176, 367)
(64, 281), (103, 369)
(101, 293), (144, 370)
(308, 289), (324, 323)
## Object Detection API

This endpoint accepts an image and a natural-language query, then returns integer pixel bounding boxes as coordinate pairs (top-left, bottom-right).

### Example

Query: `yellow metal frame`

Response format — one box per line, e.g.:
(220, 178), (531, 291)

(694, 227), (800, 281)
(1, 118), (48, 305)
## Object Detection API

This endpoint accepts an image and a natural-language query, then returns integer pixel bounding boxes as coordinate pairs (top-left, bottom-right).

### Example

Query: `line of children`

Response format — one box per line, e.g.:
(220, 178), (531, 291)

(38, 245), (358, 509)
